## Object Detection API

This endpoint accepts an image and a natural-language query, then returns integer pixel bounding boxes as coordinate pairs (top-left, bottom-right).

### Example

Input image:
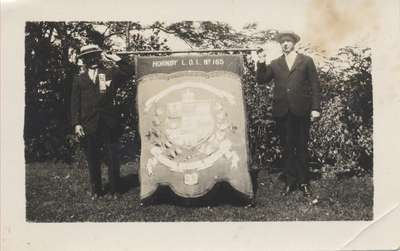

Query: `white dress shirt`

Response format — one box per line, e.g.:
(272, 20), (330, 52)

(285, 51), (297, 70)
(88, 68), (98, 83)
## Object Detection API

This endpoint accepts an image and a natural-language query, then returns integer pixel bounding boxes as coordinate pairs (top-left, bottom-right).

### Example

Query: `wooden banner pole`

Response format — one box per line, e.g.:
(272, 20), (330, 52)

(115, 48), (261, 55)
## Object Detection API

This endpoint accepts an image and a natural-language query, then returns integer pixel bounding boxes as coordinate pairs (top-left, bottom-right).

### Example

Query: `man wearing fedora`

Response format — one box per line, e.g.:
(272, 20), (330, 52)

(71, 44), (134, 200)
(255, 31), (321, 198)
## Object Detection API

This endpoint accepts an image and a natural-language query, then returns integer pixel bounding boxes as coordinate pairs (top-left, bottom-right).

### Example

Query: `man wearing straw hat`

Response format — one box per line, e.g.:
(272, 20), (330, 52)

(71, 44), (134, 200)
(255, 31), (321, 198)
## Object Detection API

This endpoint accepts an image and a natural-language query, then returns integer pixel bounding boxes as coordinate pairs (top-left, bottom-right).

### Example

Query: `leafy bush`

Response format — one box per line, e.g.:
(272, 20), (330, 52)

(243, 47), (373, 176)
(24, 22), (373, 177)
(309, 47), (372, 175)
(242, 58), (280, 170)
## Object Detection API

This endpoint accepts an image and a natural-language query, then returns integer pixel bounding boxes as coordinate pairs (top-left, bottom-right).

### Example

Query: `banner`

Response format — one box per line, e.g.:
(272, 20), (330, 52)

(136, 55), (253, 199)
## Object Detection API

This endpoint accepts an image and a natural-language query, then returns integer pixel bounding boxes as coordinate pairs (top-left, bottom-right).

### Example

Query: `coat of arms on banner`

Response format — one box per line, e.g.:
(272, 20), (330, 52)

(144, 83), (240, 176)
(137, 55), (253, 199)
(165, 90), (214, 149)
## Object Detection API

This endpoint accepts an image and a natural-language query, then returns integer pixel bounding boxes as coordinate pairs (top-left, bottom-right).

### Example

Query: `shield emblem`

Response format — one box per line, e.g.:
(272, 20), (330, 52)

(137, 55), (253, 200)
(165, 90), (215, 149)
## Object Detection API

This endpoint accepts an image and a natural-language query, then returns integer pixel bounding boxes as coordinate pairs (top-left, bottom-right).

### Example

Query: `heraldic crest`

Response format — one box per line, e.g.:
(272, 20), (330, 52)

(137, 55), (253, 199)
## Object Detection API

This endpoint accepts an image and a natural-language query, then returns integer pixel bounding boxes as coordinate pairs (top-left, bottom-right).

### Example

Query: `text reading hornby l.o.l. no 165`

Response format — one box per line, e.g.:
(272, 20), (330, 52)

(152, 58), (225, 68)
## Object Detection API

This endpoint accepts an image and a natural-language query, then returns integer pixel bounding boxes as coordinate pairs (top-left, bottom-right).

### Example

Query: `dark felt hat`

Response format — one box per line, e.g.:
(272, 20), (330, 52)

(275, 31), (301, 43)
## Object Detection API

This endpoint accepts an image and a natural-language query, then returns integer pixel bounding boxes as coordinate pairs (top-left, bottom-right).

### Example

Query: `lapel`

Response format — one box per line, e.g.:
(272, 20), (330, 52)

(80, 69), (99, 95)
(277, 55), (290, 74)
(84, 67), (107, 85)
(81, 70), (94, 86)
(83, 68), (98, 85)
(276, 53), (305, 76)
(289, 53), (304, 74)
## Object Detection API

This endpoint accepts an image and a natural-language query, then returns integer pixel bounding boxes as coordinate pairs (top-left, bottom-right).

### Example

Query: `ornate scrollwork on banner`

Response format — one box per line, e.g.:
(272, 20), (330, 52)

(144, 84), (240, 179)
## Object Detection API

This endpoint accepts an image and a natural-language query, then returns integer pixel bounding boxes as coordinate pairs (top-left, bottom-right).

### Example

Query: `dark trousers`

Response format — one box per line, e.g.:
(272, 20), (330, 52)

(275, 111), (311, 186)
(82, 119), (121, 195)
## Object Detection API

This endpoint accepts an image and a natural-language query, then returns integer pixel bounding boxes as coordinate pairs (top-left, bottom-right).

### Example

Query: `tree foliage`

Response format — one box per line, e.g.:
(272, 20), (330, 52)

(309, 47), (372, 175)
(24, 22), (372, 176)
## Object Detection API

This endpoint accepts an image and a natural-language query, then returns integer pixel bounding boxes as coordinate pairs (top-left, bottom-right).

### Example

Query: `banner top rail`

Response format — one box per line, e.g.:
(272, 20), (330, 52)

(116, 48), (261, 55)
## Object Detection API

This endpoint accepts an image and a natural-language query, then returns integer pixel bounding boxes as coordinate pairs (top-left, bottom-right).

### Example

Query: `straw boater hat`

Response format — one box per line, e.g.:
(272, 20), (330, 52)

(275, 31), (301, 44)
(77, 44), (102, 58)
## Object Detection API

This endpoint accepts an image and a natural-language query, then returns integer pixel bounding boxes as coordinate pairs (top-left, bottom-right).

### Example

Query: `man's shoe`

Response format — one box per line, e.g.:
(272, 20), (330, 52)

(245, 198), (257, 208)
(281, 184), (295, 196)
(300, 184), (312, 198)
(104, 193), (119, 200)
(88, 192), (101, 200)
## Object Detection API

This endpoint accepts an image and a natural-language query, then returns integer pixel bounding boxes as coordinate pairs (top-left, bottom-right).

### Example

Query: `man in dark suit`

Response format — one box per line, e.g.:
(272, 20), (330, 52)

(255, 31), (321, 197)
(71, 44), (134, 199)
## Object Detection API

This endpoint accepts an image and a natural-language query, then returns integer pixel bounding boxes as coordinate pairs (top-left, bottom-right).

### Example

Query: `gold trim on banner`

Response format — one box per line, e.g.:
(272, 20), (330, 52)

(138, 70), (240, 82)
(144, 81), (236, 112)
(145, 139), (239, 175)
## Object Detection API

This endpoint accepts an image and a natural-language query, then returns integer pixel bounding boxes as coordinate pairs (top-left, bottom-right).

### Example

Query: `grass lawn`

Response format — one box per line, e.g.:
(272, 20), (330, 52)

(26, 161), (373, 222)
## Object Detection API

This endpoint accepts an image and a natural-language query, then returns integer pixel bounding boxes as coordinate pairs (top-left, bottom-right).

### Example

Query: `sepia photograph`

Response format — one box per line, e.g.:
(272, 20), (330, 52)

(24, 20), (373, 222)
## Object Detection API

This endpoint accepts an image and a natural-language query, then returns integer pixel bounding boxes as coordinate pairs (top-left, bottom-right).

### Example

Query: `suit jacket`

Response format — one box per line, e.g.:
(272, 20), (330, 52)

(256, 53), (321, 117)
(71, 60), (134, 135)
